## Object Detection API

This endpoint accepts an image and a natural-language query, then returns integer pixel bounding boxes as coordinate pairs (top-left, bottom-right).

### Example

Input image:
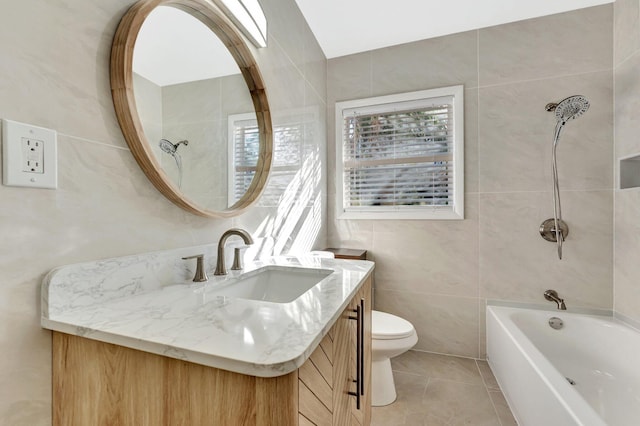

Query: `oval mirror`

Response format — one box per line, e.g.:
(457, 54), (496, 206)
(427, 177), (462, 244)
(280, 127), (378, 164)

(111, 0), (272, 217)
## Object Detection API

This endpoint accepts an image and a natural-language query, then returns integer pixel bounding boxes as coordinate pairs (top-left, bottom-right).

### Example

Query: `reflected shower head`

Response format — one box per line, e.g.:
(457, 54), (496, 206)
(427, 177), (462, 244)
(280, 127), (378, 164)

(159, 139), (176, 155)
(158, 139), (189, 155)
(554, 95), (590, 124)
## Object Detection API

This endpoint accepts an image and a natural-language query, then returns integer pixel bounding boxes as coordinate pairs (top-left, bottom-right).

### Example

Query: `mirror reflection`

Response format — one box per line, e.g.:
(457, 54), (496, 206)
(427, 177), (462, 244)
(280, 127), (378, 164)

(132, 5), (258, 211)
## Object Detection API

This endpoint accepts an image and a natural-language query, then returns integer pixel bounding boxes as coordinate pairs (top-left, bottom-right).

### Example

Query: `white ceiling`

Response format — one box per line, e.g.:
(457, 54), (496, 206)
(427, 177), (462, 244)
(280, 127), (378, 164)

(293, 0), (614, 59)
(134, 1), (615, 85)
(134, 6), (239, 87)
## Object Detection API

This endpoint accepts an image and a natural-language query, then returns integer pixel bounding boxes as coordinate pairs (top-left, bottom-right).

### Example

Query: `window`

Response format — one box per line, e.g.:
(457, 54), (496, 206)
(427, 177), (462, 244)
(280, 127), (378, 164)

(335, 86), (464, 220)
(229, 113), (261, 205)
(228, 111), (308, 206)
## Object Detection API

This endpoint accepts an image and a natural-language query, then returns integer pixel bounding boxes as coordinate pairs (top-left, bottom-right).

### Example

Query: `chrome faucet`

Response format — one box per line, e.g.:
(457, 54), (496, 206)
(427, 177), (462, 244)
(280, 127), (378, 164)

(544, 289), (566, 310)
(214, 228), (254, 275)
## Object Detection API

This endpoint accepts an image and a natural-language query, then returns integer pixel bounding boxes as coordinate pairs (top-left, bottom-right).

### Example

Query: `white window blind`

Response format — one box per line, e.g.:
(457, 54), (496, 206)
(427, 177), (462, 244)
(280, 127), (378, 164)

(336, 86), (464, 220)
(229, 113), (260, 204)
(229, 112), (305, 206)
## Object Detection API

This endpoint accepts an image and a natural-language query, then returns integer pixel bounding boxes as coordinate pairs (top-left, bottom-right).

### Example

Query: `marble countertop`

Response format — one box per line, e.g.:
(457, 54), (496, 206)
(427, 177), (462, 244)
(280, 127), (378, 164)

(41, 245), (374, 377)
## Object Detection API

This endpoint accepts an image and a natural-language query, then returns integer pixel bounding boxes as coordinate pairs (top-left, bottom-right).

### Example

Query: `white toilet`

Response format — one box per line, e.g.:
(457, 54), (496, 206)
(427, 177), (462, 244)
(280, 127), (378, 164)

(309, 250), (417, 406)
(371, 310), (418, 406)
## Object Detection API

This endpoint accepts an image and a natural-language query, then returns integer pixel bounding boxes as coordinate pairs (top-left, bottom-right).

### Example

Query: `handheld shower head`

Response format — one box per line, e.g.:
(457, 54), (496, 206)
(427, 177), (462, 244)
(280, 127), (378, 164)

(554, 95), (589, 124)
(159, 138), (189, 155)
(541, 94), (590, 260)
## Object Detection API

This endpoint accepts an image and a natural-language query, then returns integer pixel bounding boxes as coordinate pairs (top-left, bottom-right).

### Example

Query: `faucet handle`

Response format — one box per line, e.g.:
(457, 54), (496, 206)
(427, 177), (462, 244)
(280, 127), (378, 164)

(231, 247), (246, 271)
(182, 254), (209, 282)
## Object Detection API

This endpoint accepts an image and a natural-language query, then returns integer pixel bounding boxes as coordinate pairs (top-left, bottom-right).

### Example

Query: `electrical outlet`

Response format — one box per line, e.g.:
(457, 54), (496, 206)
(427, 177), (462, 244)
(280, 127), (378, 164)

(22, 137), (44, 173)
(2, 119), (57, 189)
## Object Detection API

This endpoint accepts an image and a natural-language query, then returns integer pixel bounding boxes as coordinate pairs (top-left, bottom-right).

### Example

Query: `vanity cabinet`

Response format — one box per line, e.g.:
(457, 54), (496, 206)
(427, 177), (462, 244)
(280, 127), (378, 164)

(52, 277), (372, 426)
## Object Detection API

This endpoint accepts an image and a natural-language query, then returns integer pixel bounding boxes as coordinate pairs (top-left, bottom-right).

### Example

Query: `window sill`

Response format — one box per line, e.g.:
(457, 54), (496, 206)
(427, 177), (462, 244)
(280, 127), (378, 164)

(337, 208), (464, 220)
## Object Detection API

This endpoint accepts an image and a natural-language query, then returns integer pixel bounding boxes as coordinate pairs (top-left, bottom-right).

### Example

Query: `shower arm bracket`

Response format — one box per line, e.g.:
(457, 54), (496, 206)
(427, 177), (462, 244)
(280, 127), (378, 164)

(539, 218), (569, 243)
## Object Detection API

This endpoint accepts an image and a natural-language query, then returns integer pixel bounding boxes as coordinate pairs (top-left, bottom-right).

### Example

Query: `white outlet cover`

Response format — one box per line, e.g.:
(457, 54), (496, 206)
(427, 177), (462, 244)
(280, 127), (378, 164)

(2, 119), (57, 189)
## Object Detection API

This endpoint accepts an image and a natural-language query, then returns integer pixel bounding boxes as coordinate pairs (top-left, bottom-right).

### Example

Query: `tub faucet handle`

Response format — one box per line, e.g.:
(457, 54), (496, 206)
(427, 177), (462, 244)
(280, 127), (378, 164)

(182, 254), (209, 282)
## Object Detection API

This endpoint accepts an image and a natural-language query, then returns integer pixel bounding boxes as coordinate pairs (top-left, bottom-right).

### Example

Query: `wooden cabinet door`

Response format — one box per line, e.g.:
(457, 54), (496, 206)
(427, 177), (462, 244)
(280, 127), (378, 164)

(298, 333), (334, 426)
(350, 277), (372, 426)
(361, 277), (372, 425)
(332, 299), (352, 426)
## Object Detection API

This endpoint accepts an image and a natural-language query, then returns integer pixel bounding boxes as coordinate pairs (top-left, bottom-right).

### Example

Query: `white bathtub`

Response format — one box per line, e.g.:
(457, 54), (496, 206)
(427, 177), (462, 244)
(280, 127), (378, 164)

(487, 305), (640, 426)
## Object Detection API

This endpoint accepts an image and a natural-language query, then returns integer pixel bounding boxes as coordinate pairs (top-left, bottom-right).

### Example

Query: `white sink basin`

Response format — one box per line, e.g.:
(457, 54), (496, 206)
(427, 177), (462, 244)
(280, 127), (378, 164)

(207, 266), (333, 303)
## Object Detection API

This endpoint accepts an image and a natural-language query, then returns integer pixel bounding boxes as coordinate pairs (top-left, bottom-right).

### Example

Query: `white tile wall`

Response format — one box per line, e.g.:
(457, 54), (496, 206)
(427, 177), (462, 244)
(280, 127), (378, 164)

(328, 4), (614, 359)
(614, 0), (640, 324)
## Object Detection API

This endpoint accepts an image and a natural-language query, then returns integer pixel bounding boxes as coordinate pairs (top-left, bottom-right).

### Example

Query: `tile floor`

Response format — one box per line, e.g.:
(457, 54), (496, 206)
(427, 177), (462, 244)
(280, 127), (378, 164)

(371, 350), (517, 425)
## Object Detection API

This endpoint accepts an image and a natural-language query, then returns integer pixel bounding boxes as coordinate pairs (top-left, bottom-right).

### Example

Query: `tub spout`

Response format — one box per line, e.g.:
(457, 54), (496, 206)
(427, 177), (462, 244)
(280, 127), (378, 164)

(544, 289), (566, 310)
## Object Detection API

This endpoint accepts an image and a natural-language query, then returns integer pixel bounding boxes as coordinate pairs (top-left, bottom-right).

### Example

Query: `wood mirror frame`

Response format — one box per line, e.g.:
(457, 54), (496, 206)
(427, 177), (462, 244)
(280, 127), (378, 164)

(110, 0), (272, 218)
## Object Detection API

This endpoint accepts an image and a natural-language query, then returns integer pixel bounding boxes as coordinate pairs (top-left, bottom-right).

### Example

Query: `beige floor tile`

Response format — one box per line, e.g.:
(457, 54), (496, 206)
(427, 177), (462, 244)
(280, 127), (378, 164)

(391, 350), (483, 385)
(404, 412), (446, 425)
(371, 353), (517, 426)
(371, 404), (407, 426)
(476, 360), (500, 391)
(489, 391), (518, 426)
(416, 379), (501, 425)
(371, 371), (428, 425)
(394, 371), (429, 404)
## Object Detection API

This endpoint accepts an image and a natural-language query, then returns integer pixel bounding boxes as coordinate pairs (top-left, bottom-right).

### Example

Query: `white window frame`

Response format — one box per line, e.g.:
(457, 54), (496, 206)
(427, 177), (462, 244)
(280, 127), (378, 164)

(228, 112), (259, 206)
(335, 85), (464, 220)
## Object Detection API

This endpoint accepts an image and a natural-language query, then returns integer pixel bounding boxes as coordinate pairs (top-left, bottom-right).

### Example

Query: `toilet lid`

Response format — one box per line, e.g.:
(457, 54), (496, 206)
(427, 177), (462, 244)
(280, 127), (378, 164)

(372, 310), (415, 340)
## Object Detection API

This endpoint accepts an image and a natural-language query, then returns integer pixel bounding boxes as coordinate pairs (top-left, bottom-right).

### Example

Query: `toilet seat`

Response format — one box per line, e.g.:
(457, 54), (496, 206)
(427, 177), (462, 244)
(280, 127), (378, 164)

(372, 310), (415, 340)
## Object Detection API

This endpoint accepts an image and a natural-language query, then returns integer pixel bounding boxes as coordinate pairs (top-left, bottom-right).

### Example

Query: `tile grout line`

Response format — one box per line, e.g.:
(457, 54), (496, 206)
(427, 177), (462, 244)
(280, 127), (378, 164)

(614, 42), (640, 70)
(476, 66), (614, 91)
(476, 359), (506, 426)
(389, 368), (426, 379)
(416, 376), (486, 387)
(58, 133), (130, 151)
(487, 389), (505, 426)
(407, 347), (482, 361)
(422, 376), (430, 399)
(477, 28), (484, 361)
(611, 1), (621, 319)
(612, 29), (616, 317)
(269, 35), (327, 107)
(391, 368), (483, 387)
(376, 288), (482, 301)
(478, 188), (614, 195)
